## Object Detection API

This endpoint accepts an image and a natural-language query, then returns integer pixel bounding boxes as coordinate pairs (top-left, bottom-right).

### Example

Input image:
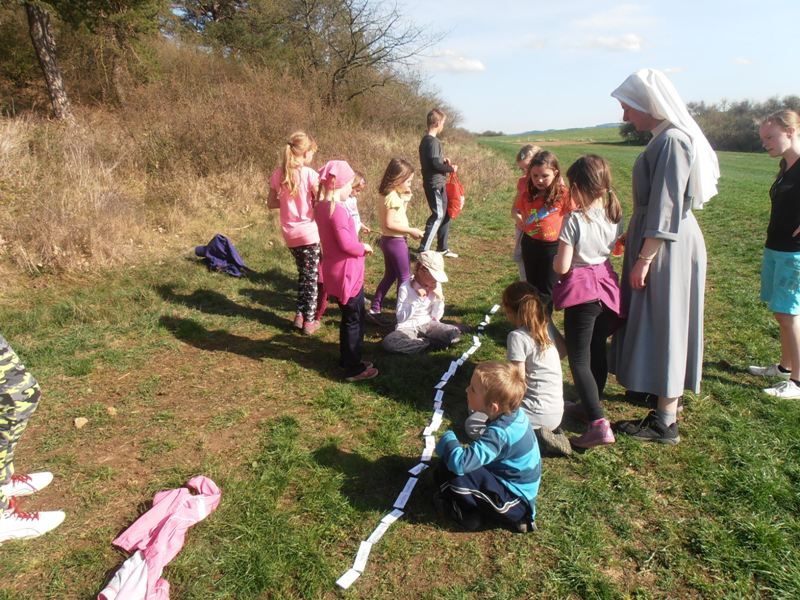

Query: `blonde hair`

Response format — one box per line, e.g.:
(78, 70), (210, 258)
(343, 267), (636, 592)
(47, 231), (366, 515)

(762, 110), (800, 175)
(379, 158), (414, 196)
(516, 144), (540, 164)
(352, 170), (366, 193)
(566, 154), (622, 224)
(473, 361), (526, 415)
(280, 131), (317, 197)
(502, 281), (551, 351)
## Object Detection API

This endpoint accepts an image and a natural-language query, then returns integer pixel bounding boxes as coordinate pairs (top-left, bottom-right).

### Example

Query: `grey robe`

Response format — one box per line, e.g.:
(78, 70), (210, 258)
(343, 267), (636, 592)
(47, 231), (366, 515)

(610, 125), (706, 397)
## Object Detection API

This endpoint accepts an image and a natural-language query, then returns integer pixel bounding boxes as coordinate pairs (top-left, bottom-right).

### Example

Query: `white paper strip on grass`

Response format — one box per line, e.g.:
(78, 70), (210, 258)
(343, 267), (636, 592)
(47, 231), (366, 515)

(381, 509), (404, 524)
(460, 352), (469, 362)
(393, 477), (418, 509)
(336, 568), (361, 589)
(485, 315), (492, 324)
(490, 303), (500, 314)
(353, 541), (373, 573)
(435, 390), (444, 403)
(366, 521), (391, 544)
(408, 462), (429, 476)
(473, 335), (481, 346)
(421, 444), (434, 462)
(439, 371), (452, 383)
(432, 400), (442, 411)
(434, 380), (447, 390)
(447, 361), (458, 375)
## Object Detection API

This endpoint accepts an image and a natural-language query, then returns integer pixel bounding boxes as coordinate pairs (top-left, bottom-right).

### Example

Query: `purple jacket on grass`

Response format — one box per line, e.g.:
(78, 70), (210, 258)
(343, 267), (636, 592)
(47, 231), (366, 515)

(194, 234), (249, 277)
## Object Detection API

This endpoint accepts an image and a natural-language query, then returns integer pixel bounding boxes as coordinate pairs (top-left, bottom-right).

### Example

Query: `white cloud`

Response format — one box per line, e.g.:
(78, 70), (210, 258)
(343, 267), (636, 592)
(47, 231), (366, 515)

(574, 4), (655, 30)
(733, 57), (753, 65)
(587, 33), (643, 52)
(525, 35), (546, 50)
(419, 50), (486, 73)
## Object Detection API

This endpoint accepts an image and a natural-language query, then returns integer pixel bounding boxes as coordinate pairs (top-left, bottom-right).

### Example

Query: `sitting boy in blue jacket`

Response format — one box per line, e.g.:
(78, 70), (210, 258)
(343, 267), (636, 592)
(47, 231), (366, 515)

(434, 360), (540, 532)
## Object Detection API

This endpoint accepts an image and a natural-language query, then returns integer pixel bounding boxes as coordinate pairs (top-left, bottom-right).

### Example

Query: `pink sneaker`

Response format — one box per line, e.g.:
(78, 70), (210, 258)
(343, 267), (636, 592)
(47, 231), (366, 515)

(303, 320), (321, 335)
(293, 313), (304, 329)
(571, 418), (615, 449)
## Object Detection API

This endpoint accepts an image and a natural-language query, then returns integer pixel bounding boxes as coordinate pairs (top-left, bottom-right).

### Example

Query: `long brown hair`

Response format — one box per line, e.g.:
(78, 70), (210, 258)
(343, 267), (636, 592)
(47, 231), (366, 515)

(526, 150), (564, 209)
(378, 158), (414, 196)
(566, 154), (622, 224)
(502, 281), (551, 351)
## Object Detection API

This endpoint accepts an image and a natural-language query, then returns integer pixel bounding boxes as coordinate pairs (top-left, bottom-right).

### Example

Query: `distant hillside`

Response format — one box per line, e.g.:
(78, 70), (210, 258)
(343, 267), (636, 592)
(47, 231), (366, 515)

(515, 123), (620, 136)
(503, 125), (623, 143)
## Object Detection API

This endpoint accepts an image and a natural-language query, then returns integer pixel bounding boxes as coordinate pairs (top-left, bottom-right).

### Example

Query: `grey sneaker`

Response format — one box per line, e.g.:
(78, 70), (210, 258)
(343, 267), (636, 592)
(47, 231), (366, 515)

(536, 426), (573, 456)
(763, 379), (800, 399)
(441, 250), (459, 258)
(748, 364), (791, 379)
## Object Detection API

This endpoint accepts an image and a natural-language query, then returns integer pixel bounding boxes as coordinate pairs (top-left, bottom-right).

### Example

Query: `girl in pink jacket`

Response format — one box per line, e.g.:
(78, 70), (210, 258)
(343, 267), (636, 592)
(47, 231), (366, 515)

(315, 160), (379, 382)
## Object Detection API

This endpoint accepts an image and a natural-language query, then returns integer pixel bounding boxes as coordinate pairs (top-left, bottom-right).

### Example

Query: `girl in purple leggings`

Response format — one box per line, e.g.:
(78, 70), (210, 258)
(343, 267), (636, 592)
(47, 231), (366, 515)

(369, 158), (424, 320)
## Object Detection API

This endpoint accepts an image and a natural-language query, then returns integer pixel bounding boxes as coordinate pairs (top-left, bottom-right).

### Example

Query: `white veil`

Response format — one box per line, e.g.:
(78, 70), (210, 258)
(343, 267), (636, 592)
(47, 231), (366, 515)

(611, 68), (720, 209)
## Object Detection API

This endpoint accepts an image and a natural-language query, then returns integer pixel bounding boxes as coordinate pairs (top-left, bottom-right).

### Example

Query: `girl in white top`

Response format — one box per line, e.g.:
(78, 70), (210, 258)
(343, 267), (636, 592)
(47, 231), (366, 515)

(381, 251), (461, 354)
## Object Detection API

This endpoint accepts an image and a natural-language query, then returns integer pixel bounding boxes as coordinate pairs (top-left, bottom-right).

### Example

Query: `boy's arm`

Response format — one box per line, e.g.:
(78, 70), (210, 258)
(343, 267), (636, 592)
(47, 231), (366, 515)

(436, 427), (507, 476)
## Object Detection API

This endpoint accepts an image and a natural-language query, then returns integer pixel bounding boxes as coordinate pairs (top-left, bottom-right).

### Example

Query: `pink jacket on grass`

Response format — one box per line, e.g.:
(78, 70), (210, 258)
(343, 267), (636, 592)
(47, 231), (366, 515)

(315, 200), (368, 304)
(98, 476), (221, 600)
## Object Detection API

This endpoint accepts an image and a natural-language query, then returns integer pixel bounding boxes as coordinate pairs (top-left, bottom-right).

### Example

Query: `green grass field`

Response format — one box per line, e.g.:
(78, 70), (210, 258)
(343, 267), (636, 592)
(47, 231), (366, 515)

(1, 130), (798, 599)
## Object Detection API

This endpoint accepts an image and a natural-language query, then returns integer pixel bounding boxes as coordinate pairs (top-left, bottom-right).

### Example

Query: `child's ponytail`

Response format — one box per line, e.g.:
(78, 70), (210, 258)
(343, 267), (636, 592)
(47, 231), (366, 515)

(605, 188), (622, 224)
(281, 131), (317, 197)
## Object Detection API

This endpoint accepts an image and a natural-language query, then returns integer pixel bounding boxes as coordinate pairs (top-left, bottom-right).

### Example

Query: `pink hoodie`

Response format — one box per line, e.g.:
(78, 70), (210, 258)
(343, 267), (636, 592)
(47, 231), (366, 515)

(98, 476), (221, 600)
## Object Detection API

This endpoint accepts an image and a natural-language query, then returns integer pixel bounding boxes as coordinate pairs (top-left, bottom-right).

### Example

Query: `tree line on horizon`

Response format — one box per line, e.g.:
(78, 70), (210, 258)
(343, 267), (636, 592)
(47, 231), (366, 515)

(619, 96), (800, 151)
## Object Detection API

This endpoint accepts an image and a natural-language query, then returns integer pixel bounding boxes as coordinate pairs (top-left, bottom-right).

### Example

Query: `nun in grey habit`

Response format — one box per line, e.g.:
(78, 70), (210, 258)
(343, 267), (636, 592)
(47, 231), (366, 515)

(609, 68), (720, 444)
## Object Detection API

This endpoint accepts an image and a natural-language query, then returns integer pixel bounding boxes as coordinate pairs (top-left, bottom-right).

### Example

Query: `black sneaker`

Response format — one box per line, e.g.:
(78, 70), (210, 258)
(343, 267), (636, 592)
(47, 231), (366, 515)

(615, 411), (680, 445)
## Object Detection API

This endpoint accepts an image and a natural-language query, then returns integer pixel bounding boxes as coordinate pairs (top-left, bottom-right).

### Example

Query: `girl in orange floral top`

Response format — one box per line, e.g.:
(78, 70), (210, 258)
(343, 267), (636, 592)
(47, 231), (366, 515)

(512, 150), (573, 306)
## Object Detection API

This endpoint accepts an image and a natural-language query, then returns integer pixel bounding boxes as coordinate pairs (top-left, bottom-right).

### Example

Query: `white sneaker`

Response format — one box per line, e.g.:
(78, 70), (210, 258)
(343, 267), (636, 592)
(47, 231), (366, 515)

(441, 250), (459, 258)
(748, 364), (791, 379)
(763, 379), (800, 399)
(0, 501), (65, 543)
(0, 472), (53, 498)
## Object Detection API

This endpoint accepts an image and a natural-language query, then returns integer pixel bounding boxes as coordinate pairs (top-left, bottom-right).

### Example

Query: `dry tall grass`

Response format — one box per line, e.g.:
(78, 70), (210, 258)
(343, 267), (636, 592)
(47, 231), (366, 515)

(0, 42), (510, 280)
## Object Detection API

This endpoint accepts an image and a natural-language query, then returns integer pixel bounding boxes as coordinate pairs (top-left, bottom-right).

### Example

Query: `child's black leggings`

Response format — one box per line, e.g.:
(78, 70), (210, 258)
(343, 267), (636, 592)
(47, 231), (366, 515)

(564, 301), (614, 422)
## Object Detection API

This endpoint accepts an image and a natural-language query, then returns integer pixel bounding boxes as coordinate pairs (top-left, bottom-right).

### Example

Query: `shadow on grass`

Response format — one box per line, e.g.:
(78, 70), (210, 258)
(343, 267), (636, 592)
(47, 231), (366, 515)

(156, 283), (290, 329)
(158, 315), (349, 382)
(311, 443), (466, 531)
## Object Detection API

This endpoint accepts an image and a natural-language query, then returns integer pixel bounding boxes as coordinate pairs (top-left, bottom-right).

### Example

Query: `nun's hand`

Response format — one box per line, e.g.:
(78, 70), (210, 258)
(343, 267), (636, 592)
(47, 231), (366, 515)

(630, 258), (651, 290)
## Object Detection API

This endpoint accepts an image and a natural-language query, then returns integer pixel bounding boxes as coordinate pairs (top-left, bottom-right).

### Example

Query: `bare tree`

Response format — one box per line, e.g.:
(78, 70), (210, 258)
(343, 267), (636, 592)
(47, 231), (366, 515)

(24, 1), (73, 120)
(289, 0), (441, 104)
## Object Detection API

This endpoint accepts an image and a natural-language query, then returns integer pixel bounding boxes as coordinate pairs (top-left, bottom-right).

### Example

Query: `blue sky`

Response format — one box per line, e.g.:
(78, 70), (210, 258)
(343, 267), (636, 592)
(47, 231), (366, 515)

(398, 1), (798, 133)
